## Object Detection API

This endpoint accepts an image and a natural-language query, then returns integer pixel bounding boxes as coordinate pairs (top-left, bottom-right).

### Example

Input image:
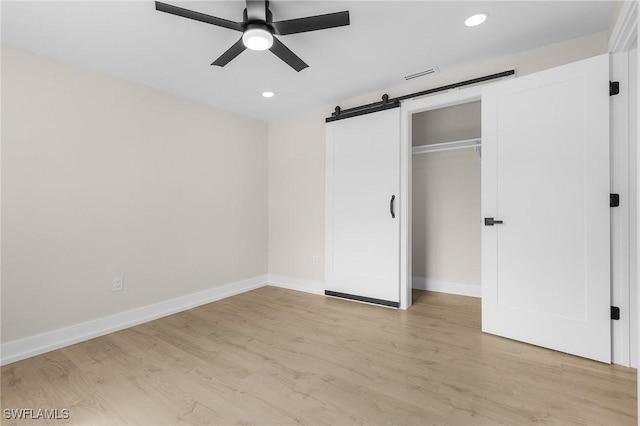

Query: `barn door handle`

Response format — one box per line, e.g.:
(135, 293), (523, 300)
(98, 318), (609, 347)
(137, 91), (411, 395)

(484, 217), (503, 226)
(390, 195), (396, 218)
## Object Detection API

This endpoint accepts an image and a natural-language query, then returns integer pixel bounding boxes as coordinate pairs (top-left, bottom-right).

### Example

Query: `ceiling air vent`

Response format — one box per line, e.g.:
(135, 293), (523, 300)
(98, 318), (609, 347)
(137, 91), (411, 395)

(404, 67), (439, 81)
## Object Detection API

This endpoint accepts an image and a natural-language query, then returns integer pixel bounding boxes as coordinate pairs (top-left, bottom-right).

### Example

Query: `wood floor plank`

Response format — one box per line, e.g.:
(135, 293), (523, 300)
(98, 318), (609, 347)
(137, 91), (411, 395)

(1, 287), (636, 425)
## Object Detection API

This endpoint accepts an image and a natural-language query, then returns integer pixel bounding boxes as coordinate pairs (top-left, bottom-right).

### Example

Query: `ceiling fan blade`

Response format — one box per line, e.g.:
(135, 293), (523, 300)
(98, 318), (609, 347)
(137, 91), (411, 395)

(211, 38), (247, 67)
(246, 0), (267, 22)
(156, 1), (243, 32)
(272, 11), (349, 35)
(269, 37), (308, 72)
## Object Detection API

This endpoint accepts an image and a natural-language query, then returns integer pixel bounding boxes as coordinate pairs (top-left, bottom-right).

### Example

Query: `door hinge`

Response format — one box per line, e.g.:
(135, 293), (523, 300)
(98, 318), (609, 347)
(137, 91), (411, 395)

(611, 306), (620, 320)
(610, 81), (620, 96)
(610, 193), (620, 207)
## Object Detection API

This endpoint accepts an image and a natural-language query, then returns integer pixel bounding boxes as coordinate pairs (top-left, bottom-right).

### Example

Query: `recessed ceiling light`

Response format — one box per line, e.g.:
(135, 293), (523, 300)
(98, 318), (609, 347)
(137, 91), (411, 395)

(465, 13), (488, 27)
(262, 91), (275, 98)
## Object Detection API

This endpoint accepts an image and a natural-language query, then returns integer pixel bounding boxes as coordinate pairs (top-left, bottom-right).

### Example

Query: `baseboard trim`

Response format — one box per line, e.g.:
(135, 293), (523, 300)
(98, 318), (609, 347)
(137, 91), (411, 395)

(1, 275), (268, 366)
(267, 274), (325, 295)
(412, 277), (481, 298)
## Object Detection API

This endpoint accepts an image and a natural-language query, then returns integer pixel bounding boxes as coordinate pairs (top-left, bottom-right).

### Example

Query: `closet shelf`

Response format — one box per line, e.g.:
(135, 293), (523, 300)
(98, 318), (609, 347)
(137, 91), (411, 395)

(413, 138), (481, 154)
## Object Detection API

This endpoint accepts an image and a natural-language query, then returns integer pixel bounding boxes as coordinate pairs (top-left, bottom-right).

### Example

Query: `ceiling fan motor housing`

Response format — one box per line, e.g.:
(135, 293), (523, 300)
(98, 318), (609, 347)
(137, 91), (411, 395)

(243, 7), (273, 25)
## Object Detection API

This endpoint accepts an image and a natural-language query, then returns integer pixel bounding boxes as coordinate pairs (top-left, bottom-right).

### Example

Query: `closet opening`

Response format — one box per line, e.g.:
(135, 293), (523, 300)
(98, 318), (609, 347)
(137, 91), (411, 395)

(410, 101), (482, 301)
(399, 86), (484, 309)
(405, 90), (482, 305)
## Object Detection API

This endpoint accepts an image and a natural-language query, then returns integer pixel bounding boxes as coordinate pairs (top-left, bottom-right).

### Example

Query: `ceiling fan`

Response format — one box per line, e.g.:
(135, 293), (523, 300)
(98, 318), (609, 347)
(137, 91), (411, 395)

(155, 1), (350, 72)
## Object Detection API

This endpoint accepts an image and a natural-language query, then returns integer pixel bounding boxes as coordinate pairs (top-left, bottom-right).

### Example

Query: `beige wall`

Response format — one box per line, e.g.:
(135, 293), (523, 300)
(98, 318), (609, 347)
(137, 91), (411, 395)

(267, 32), (608, 286)
(412, 150), (480, 284)
(412, 101), (481, 146)
(1, 46), (268, 343)
(339, 32), (608, 112)
(268, 108), (326, 282)
(412, 103), (481, 285)
(608, 1), (626, 41)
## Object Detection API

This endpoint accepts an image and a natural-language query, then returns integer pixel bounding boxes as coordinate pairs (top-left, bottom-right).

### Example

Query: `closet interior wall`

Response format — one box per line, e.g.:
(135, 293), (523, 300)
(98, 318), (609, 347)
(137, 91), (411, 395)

(411, 101), (482, 297)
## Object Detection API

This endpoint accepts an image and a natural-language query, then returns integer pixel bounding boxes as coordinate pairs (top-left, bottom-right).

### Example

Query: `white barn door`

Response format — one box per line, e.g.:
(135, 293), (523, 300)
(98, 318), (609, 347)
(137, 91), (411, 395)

(481, 54), (611, 363)
(325, 108), (400, 307)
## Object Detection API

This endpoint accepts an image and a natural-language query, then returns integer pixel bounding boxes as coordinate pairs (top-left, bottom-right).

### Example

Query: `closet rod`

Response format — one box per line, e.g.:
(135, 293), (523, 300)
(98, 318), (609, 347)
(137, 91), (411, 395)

(413, 138), (481, 154)
(325, 69), (515, 123)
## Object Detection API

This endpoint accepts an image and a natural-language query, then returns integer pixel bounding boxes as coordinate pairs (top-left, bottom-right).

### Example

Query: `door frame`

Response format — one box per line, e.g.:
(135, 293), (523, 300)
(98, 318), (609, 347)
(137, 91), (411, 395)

(399, 85), (484, 309)
(608, 0), (639, 370)
(611, 51), (635, 367)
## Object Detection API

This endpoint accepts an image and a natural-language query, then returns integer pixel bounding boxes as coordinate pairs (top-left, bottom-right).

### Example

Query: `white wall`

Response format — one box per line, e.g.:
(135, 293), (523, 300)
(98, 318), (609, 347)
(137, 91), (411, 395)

(1, 46), (268, 343)
(267, 32), (608, 288)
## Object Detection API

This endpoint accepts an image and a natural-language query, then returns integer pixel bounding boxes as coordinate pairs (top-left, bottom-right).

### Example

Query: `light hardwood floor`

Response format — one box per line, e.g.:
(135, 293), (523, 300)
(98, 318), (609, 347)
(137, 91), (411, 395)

(1, 287), (637, 425)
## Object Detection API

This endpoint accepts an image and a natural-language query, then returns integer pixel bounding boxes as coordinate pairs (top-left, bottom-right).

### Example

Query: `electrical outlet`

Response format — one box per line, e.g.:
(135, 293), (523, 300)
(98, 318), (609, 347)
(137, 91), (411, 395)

(312, 256), (319, 266)
(112, 276), (124, 292)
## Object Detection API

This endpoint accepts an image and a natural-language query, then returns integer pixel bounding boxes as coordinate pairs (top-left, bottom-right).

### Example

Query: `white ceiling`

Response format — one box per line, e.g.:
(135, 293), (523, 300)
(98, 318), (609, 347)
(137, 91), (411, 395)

(2, 1), (614, 121)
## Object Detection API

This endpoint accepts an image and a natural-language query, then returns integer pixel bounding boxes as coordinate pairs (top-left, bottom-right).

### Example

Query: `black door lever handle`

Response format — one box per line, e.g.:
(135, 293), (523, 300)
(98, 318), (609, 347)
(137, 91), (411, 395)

(484, 217), (503, 226)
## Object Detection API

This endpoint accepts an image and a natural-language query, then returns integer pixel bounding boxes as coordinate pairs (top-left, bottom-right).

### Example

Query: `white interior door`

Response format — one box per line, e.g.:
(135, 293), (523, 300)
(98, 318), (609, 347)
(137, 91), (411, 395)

(481, 54), (611, 363)
(325, 108), (400, 306)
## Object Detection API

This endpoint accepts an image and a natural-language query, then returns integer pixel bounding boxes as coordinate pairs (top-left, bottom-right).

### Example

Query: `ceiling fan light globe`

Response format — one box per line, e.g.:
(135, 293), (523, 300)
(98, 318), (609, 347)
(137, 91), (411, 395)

(243, 27), (274, 51)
